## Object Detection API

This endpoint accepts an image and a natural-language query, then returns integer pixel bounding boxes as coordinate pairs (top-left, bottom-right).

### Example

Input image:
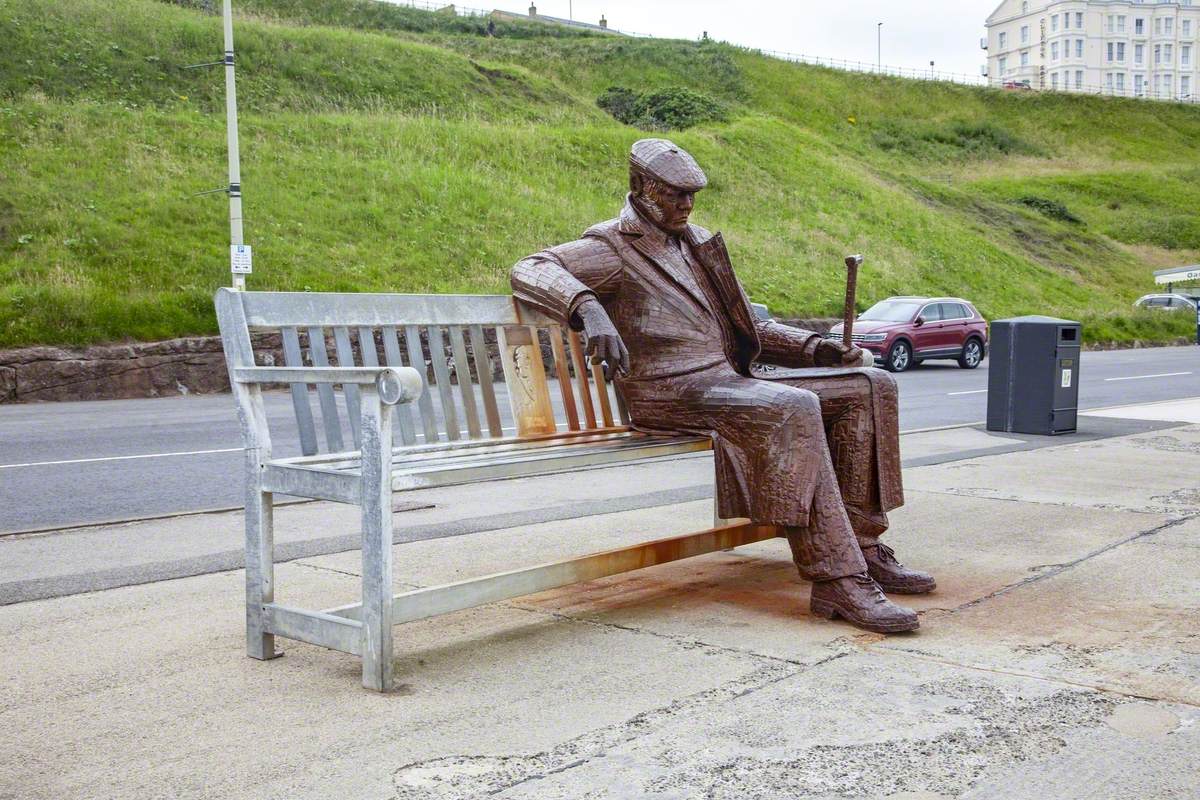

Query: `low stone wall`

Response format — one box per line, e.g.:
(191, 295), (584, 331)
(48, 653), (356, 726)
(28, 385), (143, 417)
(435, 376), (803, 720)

(2, 317), (1003, 404)
(0, 334), (284, 403)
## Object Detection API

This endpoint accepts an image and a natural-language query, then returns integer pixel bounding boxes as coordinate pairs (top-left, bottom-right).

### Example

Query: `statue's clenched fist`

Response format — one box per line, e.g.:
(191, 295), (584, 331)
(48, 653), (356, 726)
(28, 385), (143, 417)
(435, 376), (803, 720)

(575, 298), (630, 380)
(814, 339), (873, 369)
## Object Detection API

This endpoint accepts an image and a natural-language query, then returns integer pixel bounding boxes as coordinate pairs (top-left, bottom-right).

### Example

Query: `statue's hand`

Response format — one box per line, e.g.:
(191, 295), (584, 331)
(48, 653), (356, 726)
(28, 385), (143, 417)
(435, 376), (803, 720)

(576, 298), (630, 380)
(814, 339), (871, 368)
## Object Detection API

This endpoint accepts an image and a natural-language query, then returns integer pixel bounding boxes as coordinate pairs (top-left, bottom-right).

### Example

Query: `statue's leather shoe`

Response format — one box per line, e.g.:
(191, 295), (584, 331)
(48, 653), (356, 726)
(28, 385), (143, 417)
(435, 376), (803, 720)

(862, 543), (936, 595)
(810, 573), (919, 633)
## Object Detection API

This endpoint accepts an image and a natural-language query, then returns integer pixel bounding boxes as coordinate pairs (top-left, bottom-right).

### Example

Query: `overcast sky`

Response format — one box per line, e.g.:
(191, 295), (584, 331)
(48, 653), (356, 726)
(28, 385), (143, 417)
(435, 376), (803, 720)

(516, 1), (1000, 79)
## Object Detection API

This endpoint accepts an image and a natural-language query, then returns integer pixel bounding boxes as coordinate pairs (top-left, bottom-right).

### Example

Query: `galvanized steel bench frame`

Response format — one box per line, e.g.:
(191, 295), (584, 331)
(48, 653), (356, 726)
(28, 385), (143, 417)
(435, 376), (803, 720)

(216, 288), (776, 692)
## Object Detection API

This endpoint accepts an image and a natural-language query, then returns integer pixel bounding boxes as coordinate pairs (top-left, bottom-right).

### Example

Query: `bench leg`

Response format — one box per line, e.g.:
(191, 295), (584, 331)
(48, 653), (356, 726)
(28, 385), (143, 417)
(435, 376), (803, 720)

(245, 450), (280, 660)
(360, 387), (395, 692)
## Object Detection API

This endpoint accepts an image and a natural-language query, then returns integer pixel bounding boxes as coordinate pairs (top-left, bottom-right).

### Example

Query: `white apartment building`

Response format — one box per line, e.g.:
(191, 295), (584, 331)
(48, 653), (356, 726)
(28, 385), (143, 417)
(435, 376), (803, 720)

(985, 1), (1200, 101)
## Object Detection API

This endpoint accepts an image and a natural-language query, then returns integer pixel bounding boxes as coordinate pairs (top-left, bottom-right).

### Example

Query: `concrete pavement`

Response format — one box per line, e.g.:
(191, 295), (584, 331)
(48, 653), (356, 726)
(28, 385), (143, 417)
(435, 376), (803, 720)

(1, 404), (1199, 799)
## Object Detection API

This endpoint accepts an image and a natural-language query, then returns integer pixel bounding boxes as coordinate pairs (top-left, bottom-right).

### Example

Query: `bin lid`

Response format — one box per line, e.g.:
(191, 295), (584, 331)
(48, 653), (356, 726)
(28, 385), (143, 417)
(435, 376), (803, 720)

(992, 315), (1080, 326)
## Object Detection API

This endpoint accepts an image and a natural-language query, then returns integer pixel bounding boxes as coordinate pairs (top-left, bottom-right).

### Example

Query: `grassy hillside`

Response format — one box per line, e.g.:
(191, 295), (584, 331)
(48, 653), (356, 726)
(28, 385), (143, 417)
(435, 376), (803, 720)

(2, 0), (1198, 347)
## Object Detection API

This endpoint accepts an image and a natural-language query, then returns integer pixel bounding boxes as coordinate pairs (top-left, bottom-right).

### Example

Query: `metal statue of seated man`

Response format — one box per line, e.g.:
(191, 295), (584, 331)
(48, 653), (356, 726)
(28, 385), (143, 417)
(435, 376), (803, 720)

(510, 138), (935, 633)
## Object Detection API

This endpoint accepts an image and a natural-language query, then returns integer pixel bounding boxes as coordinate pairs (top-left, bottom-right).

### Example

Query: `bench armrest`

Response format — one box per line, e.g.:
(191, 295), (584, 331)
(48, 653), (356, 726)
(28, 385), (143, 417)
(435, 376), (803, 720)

(233, 366), (424, 406)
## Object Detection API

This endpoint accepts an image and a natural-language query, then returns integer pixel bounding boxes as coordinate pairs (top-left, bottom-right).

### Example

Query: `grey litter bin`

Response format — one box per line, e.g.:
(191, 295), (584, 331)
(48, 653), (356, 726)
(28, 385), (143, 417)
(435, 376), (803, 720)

(986, 316), (1081, 435)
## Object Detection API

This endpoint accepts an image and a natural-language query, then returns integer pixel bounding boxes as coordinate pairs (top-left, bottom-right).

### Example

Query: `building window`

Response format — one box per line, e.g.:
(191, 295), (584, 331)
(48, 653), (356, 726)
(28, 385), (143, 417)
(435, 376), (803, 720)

(1155, 44), (1162, 65)
(1166, 44), (1174, 64)
(1118, 42), (1126, 62)
(1136, 18), (1145, 36)
(1106, 72), (1114, 91)
(1118, 16), (1126, 34)
(1052, 72), (1060, 90)
(1165, 75), (1174, 99)
(1184, 45), (1193, 66)
(1154, 74), (1161, 96)
(1183, 76), (1192, 98)
(1021, 50), (1030, 67)
(1117, 73), (1126, 92)
(1135, 73), (1145, 95)
(1107, 15), (1114, 34)
(1076, 12), (1083, 29)
(1052, 14), (1059, 33)
(1155, 18), (1163, 36)
(1165, 18), (1174, 36)
(1076, 70), (1084, 89)
(1185, 20), (1193, 38)
(1021, 25), (1029, 44)
(1108, 42), (1115, 62)
(1063, 12), (1070, 30)
(1052, 41), (1060, 60)
(1022, 1), (1029, 14)
(999, 56), (1008, 74)
(1077, 39), (1085, 58)
(1136, 43), (1145, 64)
(999, 31), (1008, 49)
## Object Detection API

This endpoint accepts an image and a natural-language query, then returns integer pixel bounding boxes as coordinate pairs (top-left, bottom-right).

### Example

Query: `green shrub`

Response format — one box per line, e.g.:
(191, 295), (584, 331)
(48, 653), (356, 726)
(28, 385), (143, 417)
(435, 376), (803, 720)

(1017, 196), (1083, 224)
(871, 119), (1038, 160)
(597, 85), (727, 130)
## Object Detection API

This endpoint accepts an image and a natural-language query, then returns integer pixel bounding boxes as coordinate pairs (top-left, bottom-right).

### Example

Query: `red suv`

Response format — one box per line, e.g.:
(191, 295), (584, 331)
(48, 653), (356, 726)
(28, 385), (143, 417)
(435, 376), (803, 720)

(827, 296), (989, 372)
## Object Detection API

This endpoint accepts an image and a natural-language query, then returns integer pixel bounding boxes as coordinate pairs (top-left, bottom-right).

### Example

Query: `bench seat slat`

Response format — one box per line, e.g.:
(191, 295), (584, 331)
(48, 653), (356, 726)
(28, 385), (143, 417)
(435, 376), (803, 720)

(262, 434), (711, 494)
(271, 427), (637, 469)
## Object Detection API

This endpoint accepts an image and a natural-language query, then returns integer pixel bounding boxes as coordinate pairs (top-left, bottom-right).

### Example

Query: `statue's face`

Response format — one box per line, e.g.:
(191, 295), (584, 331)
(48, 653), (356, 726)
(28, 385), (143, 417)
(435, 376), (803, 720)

(643, 180), (696, 235)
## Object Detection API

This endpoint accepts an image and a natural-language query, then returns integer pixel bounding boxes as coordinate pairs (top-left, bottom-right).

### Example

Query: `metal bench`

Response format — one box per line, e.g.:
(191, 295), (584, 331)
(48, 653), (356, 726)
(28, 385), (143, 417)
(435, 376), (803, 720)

(216, 288), (777, 691)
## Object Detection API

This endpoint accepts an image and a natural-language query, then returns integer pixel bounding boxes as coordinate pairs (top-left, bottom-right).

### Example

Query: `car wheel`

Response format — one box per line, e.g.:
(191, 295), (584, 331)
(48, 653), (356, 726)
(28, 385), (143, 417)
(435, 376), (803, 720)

(885, 340), (912, 372)
(958, 338), (983, 369)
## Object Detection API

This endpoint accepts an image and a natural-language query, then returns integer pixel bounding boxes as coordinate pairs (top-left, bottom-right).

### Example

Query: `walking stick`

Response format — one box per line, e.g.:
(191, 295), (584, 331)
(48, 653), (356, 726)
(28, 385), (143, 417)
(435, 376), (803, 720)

(842, 254), (864, 348)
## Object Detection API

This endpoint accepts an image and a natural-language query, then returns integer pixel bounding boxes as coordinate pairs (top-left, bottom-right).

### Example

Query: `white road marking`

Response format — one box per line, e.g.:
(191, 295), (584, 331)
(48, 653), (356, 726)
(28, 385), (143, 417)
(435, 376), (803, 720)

(947, 389), (988, 396)
(1104, 371), (1192, 382)
(0, 425), (526, 470)
(0, 448), (243, 470)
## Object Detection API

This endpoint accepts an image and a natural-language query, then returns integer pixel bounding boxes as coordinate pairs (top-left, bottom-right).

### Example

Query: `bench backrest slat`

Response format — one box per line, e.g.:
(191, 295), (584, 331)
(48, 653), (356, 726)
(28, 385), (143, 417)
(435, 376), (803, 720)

(217, 290), (632, 459)
(469, 324), (504, 438)
(332, 326), (363, 449)
(377, 325), (419, 446)
(548, 329), (580, 432)
(425, 325), (461, 441)
(448, 326), (484, 439)
(306, 326), (346, 452)
(403, 324), (441, 444)
(280, 326), (320, 455)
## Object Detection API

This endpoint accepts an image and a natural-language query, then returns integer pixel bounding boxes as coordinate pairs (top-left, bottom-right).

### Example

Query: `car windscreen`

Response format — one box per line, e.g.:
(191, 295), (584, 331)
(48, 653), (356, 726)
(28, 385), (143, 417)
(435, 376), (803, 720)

(859, 301), (921, 322)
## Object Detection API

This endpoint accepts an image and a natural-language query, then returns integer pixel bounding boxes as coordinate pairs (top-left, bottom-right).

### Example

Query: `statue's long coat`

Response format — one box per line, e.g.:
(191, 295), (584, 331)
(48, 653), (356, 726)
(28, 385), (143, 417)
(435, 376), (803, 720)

(511, 198), (903, 533)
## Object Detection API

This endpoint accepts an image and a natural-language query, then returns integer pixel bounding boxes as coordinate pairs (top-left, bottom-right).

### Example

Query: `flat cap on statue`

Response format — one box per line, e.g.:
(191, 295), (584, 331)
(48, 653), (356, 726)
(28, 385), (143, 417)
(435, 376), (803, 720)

(629, 138), (708, 192)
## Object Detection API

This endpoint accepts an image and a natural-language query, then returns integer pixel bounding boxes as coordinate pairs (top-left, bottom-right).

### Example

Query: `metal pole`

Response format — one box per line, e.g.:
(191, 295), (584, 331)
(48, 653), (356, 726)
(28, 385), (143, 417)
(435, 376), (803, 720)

(877, 22), (882, 71)
(223, 0), (246, 290)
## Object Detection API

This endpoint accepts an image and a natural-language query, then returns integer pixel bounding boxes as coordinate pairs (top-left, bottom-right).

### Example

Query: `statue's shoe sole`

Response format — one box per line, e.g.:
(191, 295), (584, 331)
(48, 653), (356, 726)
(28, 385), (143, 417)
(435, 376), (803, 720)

(872, 577), (937, 595)
(810, 598), (920, 633)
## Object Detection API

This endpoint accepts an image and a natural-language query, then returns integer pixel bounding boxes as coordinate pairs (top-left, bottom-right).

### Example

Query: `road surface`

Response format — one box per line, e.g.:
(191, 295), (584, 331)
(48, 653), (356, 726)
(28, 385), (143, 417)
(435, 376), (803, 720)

(2, 346), (1197, 533)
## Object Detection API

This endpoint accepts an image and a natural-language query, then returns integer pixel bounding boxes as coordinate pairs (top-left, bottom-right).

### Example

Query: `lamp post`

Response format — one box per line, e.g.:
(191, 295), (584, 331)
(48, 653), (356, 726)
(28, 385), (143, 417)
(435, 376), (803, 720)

(222, 0), (246, 290)
(877, 22), (883, 72)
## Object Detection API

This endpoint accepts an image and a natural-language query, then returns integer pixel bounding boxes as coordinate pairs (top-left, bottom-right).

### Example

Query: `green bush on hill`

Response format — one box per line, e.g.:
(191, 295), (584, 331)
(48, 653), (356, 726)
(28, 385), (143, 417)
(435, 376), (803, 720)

(597, 86), (727, 130)
(2, 0), (1200, 348)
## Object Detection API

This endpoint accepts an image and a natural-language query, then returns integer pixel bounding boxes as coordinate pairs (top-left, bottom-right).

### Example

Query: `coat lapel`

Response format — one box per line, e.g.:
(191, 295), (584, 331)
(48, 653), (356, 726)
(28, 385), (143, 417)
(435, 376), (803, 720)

(619, 201), (710, 310)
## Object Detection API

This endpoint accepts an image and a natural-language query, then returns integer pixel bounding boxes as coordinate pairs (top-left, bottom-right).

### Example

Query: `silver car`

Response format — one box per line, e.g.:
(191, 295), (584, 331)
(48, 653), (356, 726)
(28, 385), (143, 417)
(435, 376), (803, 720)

(1133, 293), (1199, 311)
